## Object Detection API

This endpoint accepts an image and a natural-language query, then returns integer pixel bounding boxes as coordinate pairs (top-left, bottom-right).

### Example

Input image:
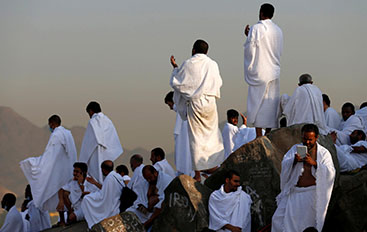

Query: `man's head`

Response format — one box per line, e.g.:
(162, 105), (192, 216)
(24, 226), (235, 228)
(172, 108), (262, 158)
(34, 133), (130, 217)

(227, 109), (239, 126)
(142, 165), (158, 185)
(130, 154), (143, 171)
(86, 101), (102, 118)
(164, 91), (174, 110)
(224, 170), (241, 193)
(259, 3), (274, 20)
(150, 147), (165, 165)
(298, 73), (313, 86)
(322, 94), (331, 112)
(73, 162), (88, 180)
(116, 164), (129, 177)
(349, 130), (366, 145)
(192, 39), (209, 56)
(101, 160), (114, 177)
(341, 102), (355, 121)
(48, 115), (61, 132)
(360, 102), (367, 109)
(301, 124), (319, 151)
(1, 193), (16, 211)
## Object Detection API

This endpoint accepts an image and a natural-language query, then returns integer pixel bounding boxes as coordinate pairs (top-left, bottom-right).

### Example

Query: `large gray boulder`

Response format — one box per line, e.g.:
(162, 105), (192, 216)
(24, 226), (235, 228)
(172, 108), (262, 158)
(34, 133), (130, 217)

(153, 175), (213, 232)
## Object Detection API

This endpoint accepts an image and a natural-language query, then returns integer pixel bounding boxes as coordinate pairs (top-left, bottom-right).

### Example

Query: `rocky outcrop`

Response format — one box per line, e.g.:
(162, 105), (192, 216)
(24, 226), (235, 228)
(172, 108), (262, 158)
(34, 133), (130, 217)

(91, 211), (144, 232)
(153, 175), (213, 232)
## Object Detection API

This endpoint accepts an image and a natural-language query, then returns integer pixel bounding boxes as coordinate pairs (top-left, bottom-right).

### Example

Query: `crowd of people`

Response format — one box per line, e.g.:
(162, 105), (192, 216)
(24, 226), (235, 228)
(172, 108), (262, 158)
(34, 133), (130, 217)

(1, 3), (366, 232)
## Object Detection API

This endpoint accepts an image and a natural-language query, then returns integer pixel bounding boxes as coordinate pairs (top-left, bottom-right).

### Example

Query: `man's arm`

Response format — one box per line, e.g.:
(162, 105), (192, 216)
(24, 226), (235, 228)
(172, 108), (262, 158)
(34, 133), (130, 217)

(222, 224), (242, 232)
(143, 207), (162, 230)
(352, 146), (367, 153)
(86, 176), (102, 189)
(244, 25), (250, 36)
(170, 56), (178, 68)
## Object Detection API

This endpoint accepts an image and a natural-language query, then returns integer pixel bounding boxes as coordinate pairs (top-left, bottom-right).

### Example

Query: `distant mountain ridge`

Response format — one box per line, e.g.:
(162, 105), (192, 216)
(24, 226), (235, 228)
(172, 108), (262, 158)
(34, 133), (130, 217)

(0, 106), (153, 199)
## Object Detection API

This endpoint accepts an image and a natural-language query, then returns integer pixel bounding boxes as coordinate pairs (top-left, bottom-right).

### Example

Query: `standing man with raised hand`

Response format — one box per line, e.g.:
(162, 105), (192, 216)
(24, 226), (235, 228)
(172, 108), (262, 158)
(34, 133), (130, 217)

(170, 39), (224, 182)
(244, 3), (283, 138)
(20, 115), (77, 215)
(79, 101), (123, 184)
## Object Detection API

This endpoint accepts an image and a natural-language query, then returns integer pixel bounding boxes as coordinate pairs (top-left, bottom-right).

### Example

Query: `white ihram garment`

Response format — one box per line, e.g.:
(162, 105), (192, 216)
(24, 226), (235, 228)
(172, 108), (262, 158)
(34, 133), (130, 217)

(244, 19), (283, 128)
(324, 107), (341, 130)
(355, 107), (367, 134)
(0, 206), (24, 232)
(283, 84), (329, 135)
(170, 53), (224, 170)
(335, 115), (364, 145)
(336, 140), (367, 172)
(79, 112), (123, 184)
(271, 143), (335, 232)
(222, 123), (246, 159)
(20, 126), (77, 212)
(209, 185), (252, 232)
(81, 171), (124, 228)
(174, 112), (193, 175)
(127, 172), (173, 223)
(26, 200), (51, 232)
(62, 177), (99, 221)
(153, 159), (176, 178)
(233, 127), (264, 152)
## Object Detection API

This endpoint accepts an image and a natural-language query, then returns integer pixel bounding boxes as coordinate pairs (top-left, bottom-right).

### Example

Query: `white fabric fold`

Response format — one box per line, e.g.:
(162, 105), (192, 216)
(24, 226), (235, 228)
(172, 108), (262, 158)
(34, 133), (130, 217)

(81, 171), (124, 228)
(244, 19), (283, 128)
(209, 185), (252, 232)
(355, 107), (367, 134)
(272, 143), (335, 232)
(79, 112), (123, 183)
(282, 84), (329, 135)
(0, 206), (24, 232)
(20, 126), (77, 212)
(335, 115), (364, 145)
(336, 140), (367, 172)
(324, 107), (341, 130)
(26, 200), (51, 232)
(153, 159), (176, 178)
(174, 113), (193, 175)
(222, 123), (246, 158)
(170, 53), (224, 170)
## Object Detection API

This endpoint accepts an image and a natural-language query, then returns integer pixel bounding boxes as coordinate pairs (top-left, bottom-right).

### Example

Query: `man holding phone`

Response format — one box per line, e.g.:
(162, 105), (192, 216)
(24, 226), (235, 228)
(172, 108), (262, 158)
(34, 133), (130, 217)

(271, 124), (335, 232)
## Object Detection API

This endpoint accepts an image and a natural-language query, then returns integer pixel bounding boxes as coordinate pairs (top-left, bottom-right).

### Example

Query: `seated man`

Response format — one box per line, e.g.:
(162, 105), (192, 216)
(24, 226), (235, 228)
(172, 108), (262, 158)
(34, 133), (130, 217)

(222, 109), (247, 158)
(81, 160), (124, 229)
(116, 164), (131, 185)
(333, 130), (367, 172)
(127, 165), (173, 230)
(57, 162), (99, 225)
(282, 74), (328, 135)
(334, 102), (364, 145)
(0, 193), (24, 232)
(208, 170), (252, 232)
(323, 94), (341, 130)
(271, 124), (335, 232)
(150, 147), (176, 178)
(127, 154), (149, 210)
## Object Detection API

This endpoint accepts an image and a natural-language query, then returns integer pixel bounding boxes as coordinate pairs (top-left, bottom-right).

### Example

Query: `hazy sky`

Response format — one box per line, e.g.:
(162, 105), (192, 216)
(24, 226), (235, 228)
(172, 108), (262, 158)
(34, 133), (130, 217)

(1, 0), (366, 153)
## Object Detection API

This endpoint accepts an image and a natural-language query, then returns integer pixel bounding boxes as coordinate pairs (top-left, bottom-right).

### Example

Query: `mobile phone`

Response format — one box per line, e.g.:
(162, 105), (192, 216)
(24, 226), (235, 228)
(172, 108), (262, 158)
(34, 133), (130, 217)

(297, 145), (307, 159)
